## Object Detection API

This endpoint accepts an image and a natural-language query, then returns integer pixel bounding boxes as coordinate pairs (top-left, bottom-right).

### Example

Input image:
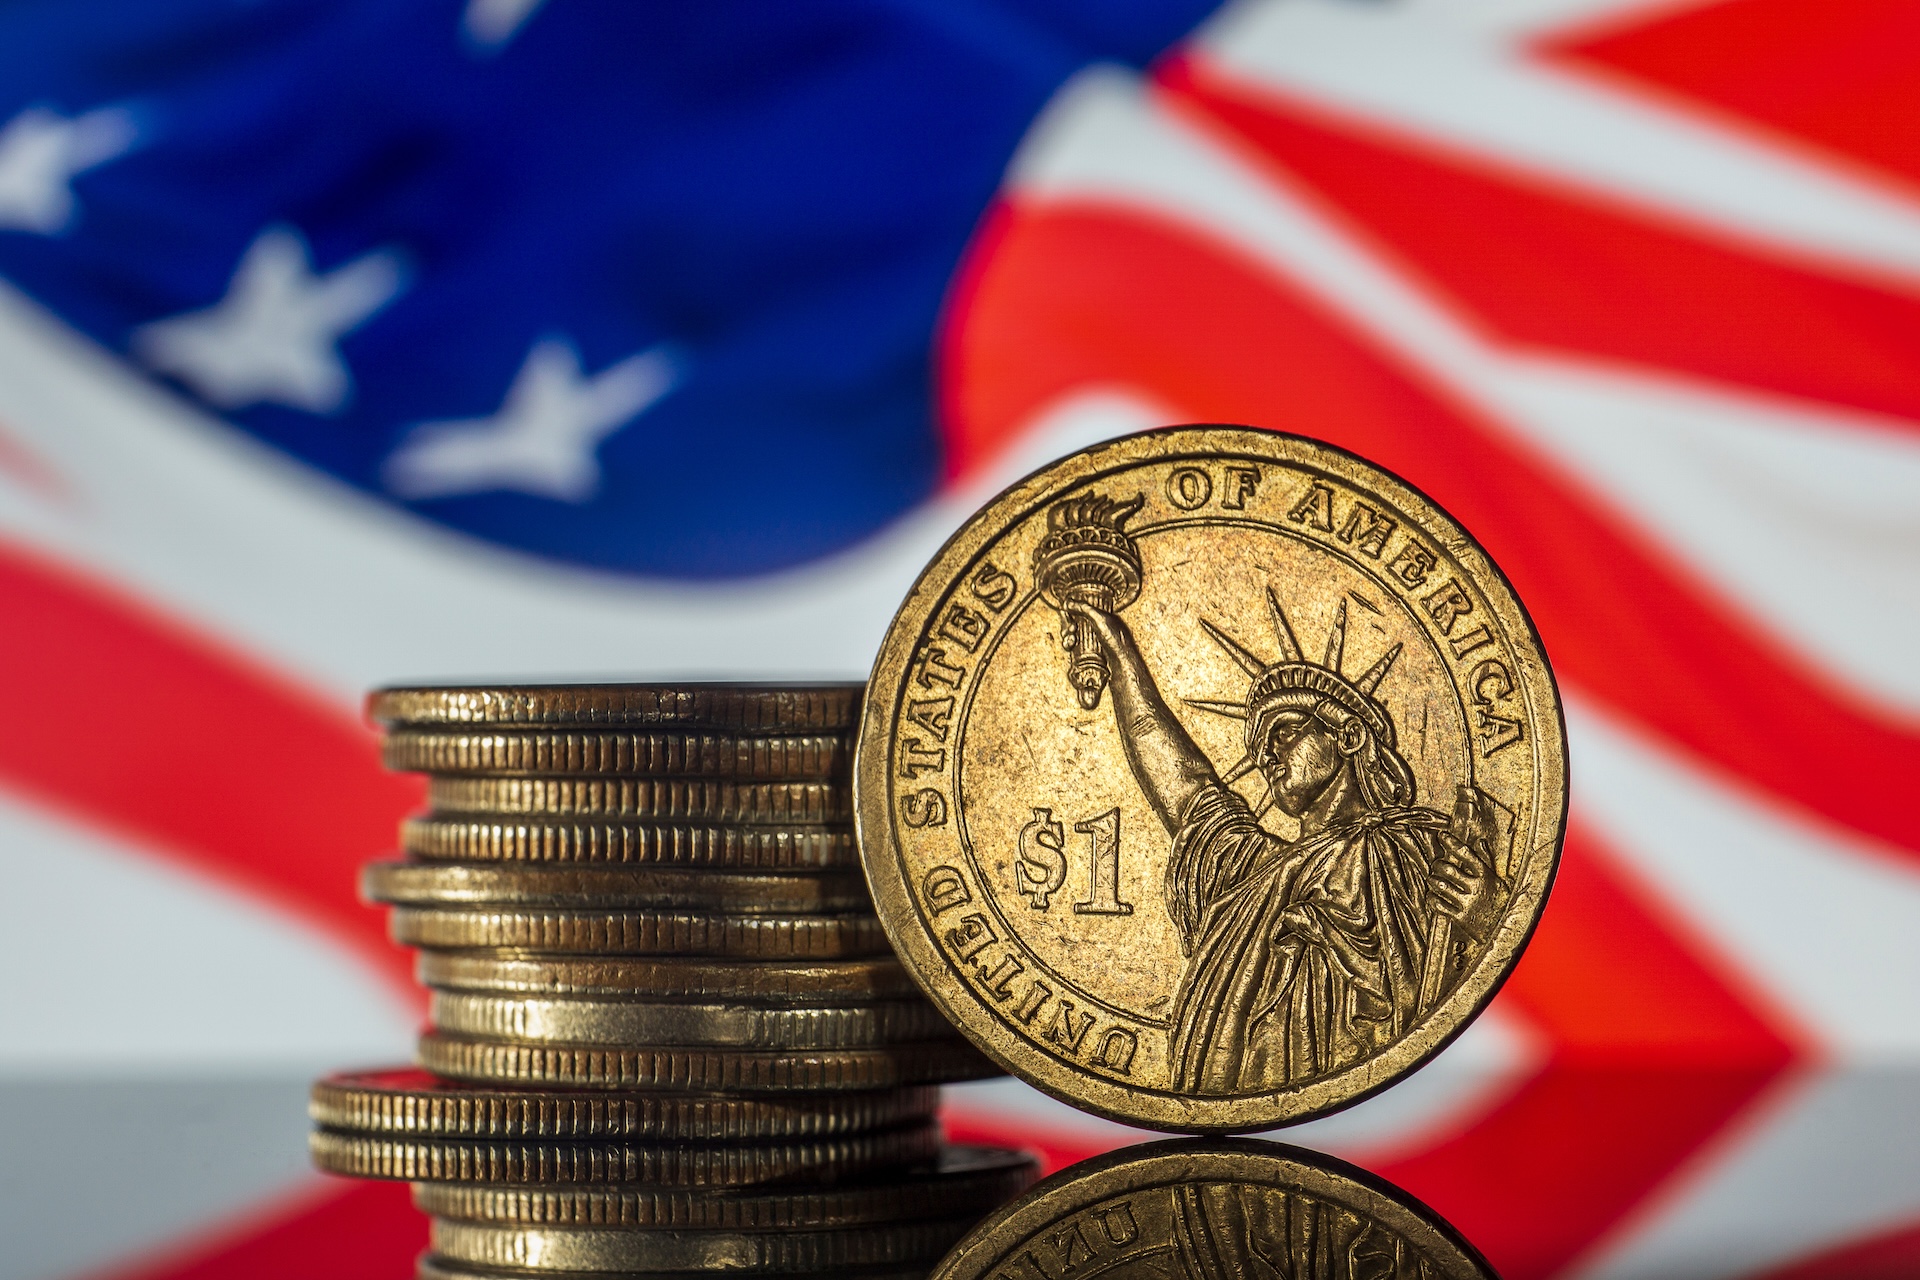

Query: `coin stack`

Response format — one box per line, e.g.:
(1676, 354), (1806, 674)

(309, 683), (1031, 1279)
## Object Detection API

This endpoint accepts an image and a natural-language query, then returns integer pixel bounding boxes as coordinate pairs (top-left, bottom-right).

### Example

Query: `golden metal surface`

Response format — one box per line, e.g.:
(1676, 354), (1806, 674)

(310, 1068), (936, 1140)
(388, 907), (892, 957)
(308, 1118), (939, 1184)
(418, 1030), (1004, 1091)
(363, 861), (870, 912)
(930, 1139), (1493, 1280)
(429, 992), (959, 1049)
(413, 1145), (1039, 1228)
(858, 427), (1565, 1132)
(371, 683), (863, 733)
(402, 817), (857, 868)
(429, 1215), (974, 1271)
(384, 729), (847, 779)
(423, 776), (852, 824)
(416, 1259), (926, 1280)
(415, 953), (922, 1004)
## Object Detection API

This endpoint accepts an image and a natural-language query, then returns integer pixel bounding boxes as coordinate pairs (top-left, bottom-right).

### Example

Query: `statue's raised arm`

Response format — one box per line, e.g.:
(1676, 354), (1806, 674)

(1063, 602), (1219, 833)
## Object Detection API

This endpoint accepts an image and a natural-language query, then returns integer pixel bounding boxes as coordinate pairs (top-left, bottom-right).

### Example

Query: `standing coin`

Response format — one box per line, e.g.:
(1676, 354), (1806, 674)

(857, 426), (1565, 1132)
(929, 1139), (1494, 1280)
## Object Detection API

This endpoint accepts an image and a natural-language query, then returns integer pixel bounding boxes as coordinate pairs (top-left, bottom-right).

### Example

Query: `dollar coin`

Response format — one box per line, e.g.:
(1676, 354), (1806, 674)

(311, 1068), (937, 1140)
(414, 1144), (1039, 1228)
(415, 953), (921, 1004)
(309, 1118), (939, 1184)
(363, 862), (871, 913)
(388, 907), (891, 957)
(857, 426), (1565, 1132)
(371, 683), (862, 733)
(383, 729), (847, 779)
(929, 1139), (1493, 1280)
(419, 1031), (1003, 1091)
(401, 817), (856, 869)
(417, 1261), (925, 1280)
(428, 992), (959, 1049)
(429, 1216), (977, 1272)
(423, 777), (851, 825)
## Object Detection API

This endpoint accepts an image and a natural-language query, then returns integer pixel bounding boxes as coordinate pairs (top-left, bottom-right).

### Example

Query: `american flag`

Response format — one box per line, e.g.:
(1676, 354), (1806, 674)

(1, 2), (1916, 1278)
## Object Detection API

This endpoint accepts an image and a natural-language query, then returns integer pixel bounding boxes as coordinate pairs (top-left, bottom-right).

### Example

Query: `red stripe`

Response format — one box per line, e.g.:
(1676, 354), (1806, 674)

(1749, 1212), (1920, 1279)
(80, 1179), (421, 1280)
(1159, 54), (1920, 432)
(940, 196), (1920, 861)
(1377, 825), (1800, 1278)
(1552, 0), (1920, 194)
(0, 541), (422, 995)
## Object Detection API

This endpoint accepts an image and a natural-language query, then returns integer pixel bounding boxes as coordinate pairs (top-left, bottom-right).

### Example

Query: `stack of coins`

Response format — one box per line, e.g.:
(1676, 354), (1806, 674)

(310, 683), (1031, 1279)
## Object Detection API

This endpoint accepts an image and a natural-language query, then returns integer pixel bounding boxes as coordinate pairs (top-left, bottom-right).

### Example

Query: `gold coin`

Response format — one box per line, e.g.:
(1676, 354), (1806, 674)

(418, 1260), (926, 1280)
(401, 817), (856, 869)
(931, 1138), (1493, 1280)
(310, 1119), (939, 1184)
(389, 907), (890, 958)
(414, 1145), (1039, 1228)
(383, 729), (847, 779)
(429, 1216), (977, 1273)
(311, 1068), (937, 1140)
(371, 683), (862, 733)
(363, 862), (871, 913)
(424, 776), (851, 824)
(428, 993), (959, 1049)
(419, 1031), (1004, 1091)
(857, 426), (1565, 1133)
(416, 953), (922, 1004)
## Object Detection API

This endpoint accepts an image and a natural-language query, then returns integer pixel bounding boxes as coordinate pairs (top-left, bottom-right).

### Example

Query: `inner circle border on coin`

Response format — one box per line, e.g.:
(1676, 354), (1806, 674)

(927, 1139), (1493, 1280)
(855, 426), (1566, 1133)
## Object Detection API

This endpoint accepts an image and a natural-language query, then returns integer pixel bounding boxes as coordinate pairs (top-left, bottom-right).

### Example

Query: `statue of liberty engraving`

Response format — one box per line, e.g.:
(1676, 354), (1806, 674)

(1036, 492), (1505, 1094)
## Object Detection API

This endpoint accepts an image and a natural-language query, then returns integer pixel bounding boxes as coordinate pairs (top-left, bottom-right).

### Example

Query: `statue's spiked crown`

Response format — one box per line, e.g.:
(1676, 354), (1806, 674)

(1191, 588), (1403, 750)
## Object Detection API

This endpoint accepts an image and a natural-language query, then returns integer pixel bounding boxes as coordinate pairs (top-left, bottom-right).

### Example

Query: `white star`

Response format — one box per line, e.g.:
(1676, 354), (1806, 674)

(132, 226), (407, 413)
(383, 338), (676, 502)
(463, 0), (548, 49)
(0, 105), (137, 234)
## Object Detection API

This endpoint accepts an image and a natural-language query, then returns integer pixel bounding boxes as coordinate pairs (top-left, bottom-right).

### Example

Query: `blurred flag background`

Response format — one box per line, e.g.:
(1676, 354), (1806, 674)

(1, 1), (1918, 1277)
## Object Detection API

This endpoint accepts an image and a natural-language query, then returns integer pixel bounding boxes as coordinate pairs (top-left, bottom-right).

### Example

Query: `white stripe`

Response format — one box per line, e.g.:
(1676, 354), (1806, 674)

(1574, 1066), (1920, 1280)
(1191, 0), (1920, 283)
(0, 786), (413, 1073)
(1394, 0), (1702, 40)
(1006, 67), (1920, 714)
(1568, 699), (1920, 1059)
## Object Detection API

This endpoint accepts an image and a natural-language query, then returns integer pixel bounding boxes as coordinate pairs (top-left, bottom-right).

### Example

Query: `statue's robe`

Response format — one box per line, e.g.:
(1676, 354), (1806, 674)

(1164, 782), (1471, 1094)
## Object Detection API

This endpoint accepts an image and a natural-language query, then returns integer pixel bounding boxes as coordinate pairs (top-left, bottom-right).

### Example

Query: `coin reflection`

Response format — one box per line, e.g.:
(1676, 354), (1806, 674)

(932, 1139), (1494, 1280)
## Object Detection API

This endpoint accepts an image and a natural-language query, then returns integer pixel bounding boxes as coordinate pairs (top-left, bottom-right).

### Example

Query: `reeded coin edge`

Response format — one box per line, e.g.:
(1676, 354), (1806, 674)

(854, 425), (1568, 1133)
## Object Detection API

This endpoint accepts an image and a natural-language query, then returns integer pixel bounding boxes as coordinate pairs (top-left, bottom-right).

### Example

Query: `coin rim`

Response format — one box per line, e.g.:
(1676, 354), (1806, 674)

(310, 1068), (938, 1139)
(411, 1144), (1038, 1227)
(855, 425), (1567, 1133)
(414, 953), (921, 1003)
(370, 683), (863, 731)
(925, 1138), (1495, 1280)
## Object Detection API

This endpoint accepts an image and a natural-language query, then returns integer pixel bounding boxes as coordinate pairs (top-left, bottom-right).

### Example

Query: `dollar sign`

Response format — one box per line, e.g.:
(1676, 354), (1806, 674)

(1016, 807), (1068, 910)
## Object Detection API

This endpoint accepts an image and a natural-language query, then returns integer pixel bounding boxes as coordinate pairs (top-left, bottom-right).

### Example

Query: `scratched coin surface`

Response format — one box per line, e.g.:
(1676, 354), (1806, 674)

(857, 426), (1565, 1132)
(929, 1139), (1494, 1280)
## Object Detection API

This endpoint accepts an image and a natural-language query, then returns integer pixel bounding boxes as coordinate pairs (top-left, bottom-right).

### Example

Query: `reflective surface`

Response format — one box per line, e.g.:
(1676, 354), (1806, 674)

(932, 1139), (1494, 1280)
